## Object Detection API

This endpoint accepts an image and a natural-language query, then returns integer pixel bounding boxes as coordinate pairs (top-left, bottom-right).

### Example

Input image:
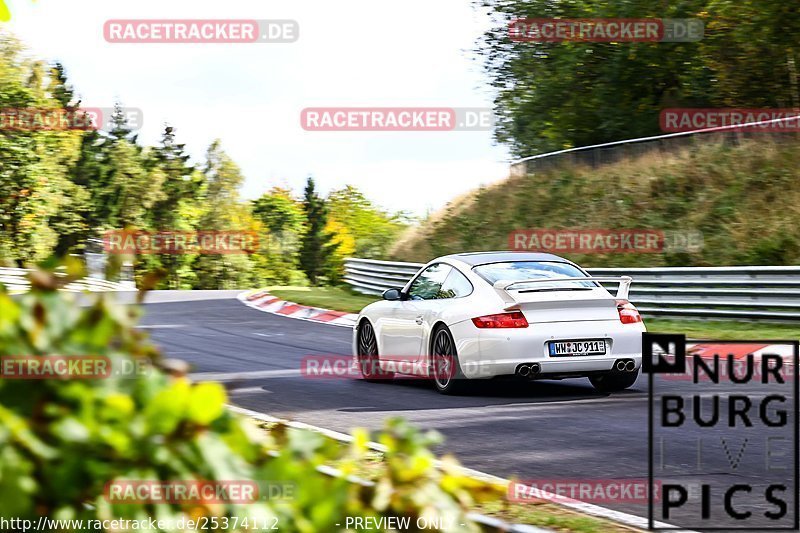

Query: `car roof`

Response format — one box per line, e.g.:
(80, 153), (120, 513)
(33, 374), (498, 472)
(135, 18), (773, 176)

(440, 251), (572, 267)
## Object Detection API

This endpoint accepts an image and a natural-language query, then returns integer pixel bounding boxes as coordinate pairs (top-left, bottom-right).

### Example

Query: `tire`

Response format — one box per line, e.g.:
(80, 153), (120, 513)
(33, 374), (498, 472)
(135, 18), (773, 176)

(430, 326), (470, 395)
(589, 369), (639, 393)
(356, 321), (394, 382)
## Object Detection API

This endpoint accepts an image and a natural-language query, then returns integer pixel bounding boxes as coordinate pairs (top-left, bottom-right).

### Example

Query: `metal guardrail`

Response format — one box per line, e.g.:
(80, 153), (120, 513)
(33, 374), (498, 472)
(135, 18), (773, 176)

(0, 267), (135, 293)
(344, 258), (800, 321)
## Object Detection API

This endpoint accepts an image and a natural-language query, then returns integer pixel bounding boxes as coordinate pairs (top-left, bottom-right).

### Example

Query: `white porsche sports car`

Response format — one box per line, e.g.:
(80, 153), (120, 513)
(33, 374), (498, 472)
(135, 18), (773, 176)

(352, 252), (646, 394)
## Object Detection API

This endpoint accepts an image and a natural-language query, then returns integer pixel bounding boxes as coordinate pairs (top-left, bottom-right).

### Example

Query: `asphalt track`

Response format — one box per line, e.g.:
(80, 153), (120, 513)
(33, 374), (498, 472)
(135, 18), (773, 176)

(140, 294), (798, 531)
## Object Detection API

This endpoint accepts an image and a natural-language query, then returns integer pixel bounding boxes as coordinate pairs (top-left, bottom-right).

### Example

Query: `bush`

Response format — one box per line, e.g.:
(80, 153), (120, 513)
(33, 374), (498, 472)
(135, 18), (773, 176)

(0, 267), (495, 531)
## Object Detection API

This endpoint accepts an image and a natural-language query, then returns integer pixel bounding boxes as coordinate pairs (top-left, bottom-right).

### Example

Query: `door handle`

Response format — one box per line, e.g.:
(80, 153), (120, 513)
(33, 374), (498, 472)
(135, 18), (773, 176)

(415, 315), (424, 325)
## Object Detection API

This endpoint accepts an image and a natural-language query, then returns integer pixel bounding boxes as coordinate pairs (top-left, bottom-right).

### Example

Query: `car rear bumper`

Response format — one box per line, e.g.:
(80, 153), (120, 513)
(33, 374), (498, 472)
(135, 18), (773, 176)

(450, 318), (645, 379)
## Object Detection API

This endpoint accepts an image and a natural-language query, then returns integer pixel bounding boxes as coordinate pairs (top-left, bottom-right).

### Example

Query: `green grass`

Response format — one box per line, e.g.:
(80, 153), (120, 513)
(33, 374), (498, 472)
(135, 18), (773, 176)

(388, 138), (800, 268)
(473, 499), (638, 533)
(266, 286), (379, 314)
(646, 319), (800, 340)
(263, 286), (800, 340)
(339, 451), (643, 532)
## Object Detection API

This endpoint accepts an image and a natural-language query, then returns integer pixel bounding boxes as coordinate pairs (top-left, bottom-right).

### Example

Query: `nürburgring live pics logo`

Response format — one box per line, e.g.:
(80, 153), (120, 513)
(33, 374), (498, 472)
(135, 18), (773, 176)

(644, 332), (799, 530)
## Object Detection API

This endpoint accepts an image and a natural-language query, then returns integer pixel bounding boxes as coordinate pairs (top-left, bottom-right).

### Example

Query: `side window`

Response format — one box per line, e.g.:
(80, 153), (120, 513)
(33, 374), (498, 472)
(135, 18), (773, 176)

(408, 263), (452, 300)
(437, 269), (473, 299)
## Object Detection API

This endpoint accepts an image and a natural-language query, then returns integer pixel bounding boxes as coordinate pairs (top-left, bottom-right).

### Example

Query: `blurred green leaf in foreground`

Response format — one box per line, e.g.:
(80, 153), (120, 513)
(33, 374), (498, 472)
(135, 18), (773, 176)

(0, 265), (498, 531)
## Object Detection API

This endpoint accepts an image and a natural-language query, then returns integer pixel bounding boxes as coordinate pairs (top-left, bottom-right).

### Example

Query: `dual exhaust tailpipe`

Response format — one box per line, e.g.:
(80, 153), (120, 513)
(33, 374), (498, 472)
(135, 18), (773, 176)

(615, 359), (637, 372)
(517, 359), (635, 378)
(516, 363), (541, 379)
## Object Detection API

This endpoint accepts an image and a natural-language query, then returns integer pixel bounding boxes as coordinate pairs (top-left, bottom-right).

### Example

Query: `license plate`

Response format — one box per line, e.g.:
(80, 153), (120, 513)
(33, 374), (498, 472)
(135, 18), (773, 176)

(549, 339), (606, 357)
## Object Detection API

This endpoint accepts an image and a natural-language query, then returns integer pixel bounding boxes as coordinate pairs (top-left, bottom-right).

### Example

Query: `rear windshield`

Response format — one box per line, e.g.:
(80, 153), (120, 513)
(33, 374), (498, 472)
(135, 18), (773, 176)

(472, 261), (596, 290)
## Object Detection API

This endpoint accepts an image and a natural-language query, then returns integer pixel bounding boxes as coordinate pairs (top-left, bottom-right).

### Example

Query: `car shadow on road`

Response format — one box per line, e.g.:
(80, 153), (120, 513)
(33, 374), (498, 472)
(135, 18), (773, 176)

(332, 377), (643, 411)
(224, 374), (644, 414)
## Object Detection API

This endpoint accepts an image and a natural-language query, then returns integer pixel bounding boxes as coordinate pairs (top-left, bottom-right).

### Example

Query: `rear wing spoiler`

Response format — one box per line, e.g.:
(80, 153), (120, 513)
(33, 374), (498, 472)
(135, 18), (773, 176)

(492, 276), (633, 306)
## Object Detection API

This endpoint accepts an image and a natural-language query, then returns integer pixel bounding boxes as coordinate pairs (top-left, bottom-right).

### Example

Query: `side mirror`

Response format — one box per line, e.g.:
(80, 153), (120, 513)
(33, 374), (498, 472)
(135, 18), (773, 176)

(382, 288), (403, 301)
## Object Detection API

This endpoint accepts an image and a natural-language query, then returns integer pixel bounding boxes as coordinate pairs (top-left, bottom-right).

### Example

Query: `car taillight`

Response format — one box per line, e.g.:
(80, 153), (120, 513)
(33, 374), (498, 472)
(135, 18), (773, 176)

(471, 311), (529, 328)
(616, 299), (642, 324)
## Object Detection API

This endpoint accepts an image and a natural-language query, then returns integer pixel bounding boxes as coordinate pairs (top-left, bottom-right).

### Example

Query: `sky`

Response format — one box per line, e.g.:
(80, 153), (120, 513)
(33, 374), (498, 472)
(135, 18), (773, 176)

(4, 0), (511, 216)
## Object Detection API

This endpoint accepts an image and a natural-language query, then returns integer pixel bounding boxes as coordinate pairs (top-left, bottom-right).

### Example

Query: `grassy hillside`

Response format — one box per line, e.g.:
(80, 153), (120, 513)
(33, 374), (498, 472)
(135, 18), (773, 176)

(389, 138), (800, 266)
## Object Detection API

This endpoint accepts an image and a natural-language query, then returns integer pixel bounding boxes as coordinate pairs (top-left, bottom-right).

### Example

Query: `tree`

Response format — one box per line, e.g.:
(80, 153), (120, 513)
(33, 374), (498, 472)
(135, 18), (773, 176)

(199, 140), (245, 229)
(252, 187), (304, 250)
(249, 188), (306, 286)
(47, 62), (91, 256)
(48, 62), (76, 109)
(97, 140), (166, 228)
(476, 0), (800, 157)
(68, 129), (111, 229)
(298, 177), (337, 285)
(191, 140), (255, 289)
(107, 101), (137, 144)
(0, 36), (85, 264)
(698, 0), (800, 108)
(150, 126), (196, 227)
(0, 33), (400, 286)
(69, 100), (160, 233)
(147, 126), (199, 288)
(326, 185), (408, 259)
